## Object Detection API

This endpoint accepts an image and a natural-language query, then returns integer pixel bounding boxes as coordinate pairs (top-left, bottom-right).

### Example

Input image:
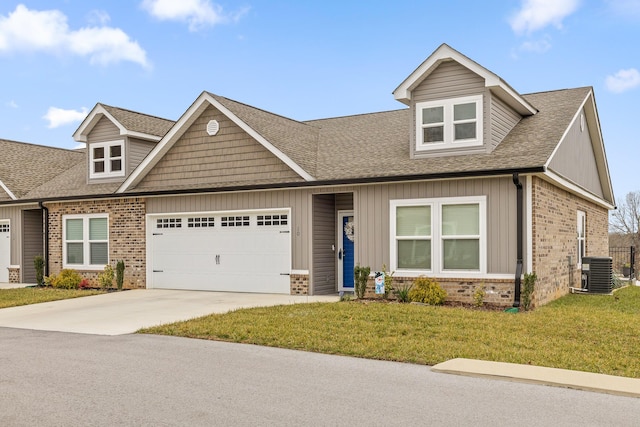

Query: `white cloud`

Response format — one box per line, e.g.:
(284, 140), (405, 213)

(43, 107), (88, 128)
(519, 37), (552, 53)
(0, 4), (149, 68)
(141, 0), (249, 31)
(510, 0), (581, 34)
(87, 9), (111, 26)
(6, 100), (18, 108)
(606, 68), (640, 93)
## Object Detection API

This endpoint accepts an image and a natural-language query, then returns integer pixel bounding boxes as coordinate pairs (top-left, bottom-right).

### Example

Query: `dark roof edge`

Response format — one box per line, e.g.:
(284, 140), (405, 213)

(0, 167), (546, 206)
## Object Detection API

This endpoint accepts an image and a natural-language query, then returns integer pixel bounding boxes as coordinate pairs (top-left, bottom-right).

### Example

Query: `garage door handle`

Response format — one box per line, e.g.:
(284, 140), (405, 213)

(153, 270), (163, 273)
(153, 233), (163, 236)
(280, 231), (290, 234)
(280, 273), (290, 276)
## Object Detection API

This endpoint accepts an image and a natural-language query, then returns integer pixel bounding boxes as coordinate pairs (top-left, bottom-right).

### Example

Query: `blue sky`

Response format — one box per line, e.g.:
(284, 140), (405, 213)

(0, 0), (638, 200)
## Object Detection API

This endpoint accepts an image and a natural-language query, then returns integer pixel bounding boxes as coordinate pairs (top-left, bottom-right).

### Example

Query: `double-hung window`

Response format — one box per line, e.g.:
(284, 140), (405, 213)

(391, 196), (486, 275)
(63, 214), (109, 269)
(90, 141), (124, 179)
(416, 95), (483, 151)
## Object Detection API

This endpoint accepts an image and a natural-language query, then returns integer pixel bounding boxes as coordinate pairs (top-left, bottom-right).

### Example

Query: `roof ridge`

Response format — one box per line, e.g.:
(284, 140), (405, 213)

(304, 108), (408, 123)
(99, 103), (175, 123)
(208, 93), (314, 128)
(522, 86), (592, 97)
(0, 138), (82, 153)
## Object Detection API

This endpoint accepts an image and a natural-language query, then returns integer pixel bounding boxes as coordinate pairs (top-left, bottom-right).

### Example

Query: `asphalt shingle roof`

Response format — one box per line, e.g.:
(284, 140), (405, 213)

(1, 86), (592, 201)
(0, 139), (84, 199)
(100, 104), (175, 138)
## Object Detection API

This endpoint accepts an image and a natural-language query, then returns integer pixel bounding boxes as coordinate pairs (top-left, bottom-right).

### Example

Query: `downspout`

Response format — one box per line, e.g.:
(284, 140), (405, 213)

(512, 173), (523, 308)
(38, 202), (49, 277)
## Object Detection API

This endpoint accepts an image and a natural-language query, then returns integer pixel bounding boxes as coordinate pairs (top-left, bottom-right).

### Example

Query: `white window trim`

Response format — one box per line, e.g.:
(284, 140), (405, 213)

(62, 213), (109, 270)
(577, 210), (586, 268)
(89, 140), (125, 179)
(390, 196), (487, 277)
(415, 95), (483, 151)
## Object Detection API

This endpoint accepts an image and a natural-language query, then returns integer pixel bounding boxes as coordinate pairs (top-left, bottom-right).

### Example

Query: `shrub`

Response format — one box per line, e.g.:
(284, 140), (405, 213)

(98, 264), (115, 290)
(409, 277), (446, 305)
(115, 260), (125, 291)
(521, 272), (537, 311)
(354, 265), (370, 299)
(49, 269), (82, 289)
(394, 283), (412, 303)
(33, 255), (45, 286)
(473, 285), (486, 307)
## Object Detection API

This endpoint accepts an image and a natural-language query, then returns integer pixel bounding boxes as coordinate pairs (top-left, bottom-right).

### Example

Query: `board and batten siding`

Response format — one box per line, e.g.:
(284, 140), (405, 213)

(128, 137), (156, 175)
(135, 105), (303, 191)
(21, 209), (43, 283)
(312, 194), (336, 294)
(147, 176), (520, 281)
(490, 94), (521, 152)
(410, 61), (489, 157)
(0, 204), (39, 269)
(547, 108), (604, 198)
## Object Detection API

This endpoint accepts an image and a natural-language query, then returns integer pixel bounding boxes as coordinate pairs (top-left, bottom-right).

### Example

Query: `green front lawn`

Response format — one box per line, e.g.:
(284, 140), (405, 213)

(0, 287), (104, 309)
(140, 286), (640, 378)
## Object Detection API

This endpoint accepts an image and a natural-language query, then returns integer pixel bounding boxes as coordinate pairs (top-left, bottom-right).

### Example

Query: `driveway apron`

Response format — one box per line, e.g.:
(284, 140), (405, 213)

(0, 289), (338, 335)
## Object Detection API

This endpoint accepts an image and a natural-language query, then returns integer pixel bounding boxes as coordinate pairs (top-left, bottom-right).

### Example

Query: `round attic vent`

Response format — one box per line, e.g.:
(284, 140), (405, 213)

(206, 120), (220, 136)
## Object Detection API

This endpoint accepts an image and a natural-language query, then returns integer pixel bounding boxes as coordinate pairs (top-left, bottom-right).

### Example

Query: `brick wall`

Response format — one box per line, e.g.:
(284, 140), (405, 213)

(531, 177), (609, 306)
(47, 198), (146, 288)
(8, 266), (19, 283)
(290, 274), (309, 295)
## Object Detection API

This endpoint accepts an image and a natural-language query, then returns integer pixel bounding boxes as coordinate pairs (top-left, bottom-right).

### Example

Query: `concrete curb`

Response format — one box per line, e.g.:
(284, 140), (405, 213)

(432, 358), (640, 398)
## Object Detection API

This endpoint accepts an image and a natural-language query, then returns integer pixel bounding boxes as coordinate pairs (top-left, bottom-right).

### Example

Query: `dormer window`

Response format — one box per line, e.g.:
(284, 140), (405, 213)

(416, 95), (483, 151)
(90, 140), (124, 179)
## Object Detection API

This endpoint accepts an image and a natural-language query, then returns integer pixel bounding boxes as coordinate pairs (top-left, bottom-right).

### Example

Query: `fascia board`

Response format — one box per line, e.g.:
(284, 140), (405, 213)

(0, 179), (17, 200)
(73, 104), (163, 143)
(393, 44), (536, 115)
(542, 170), (615, 210)
(117, 92), (315, 193)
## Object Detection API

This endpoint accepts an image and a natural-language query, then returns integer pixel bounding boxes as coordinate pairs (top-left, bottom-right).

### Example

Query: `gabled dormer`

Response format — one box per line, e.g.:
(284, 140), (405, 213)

(73, 104), (175, 183)
(393, 44), (537, 158)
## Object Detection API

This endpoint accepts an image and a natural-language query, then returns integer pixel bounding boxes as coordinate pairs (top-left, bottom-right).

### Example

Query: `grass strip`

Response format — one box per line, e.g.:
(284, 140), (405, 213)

(0, 287), (104, 309)
(141, 286), (640, 378)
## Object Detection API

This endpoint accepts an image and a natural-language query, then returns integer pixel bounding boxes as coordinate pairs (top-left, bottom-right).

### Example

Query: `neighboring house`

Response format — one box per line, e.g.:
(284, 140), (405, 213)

(0, 44), (614, 307)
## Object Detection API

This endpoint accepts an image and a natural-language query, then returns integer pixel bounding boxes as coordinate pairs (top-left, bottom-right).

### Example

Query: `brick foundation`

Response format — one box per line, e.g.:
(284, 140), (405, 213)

(46, 198), (147, 288)
(531, 177), (609, 306)
(290, 274), (309, 295)
(359, 276), (515, 307)
(8, 266), (20, 283)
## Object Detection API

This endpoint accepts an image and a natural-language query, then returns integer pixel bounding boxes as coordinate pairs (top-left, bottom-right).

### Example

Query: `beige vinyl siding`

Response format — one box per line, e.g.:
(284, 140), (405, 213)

(312, 194), (336, 294)
(490, 94), (521, 151)
(21, 209), (43, 283)
(128, 137), (156, 174)
(411, 61), (488, 156)
(135, 105), (303, 191)
(0, 204), (39, 267)
(147, 176), (519, 277)
(86, 116), (122, 182)
(548, 109), (604, 198)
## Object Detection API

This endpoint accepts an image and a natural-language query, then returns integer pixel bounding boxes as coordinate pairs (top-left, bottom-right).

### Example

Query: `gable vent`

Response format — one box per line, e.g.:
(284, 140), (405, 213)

(206, 120), (220, 136)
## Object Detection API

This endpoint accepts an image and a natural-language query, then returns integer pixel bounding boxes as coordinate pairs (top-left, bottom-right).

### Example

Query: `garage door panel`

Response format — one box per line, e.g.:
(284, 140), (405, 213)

(149, 211), (291, 293)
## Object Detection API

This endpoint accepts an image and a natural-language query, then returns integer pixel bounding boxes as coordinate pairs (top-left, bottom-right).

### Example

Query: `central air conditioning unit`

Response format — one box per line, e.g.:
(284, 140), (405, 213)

(581, 257), (613, 294)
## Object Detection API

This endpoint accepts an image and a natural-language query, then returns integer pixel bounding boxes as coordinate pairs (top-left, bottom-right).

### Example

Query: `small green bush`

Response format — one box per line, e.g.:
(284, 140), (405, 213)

(354, 265), (370, 299)
(115, 260), (125, 291)
(521, 272), (537, 311)
(409, 277), (446, 305)
(394, 283), (412, 303)
(473, 285), (486, 307)
(49, 269), (82, 289)
(381, 264), (394, 300)
(33, 255), (45, 286)
(98, 264), (115, 290)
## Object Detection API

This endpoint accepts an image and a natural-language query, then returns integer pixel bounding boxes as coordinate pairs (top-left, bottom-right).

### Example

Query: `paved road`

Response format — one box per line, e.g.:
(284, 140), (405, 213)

(0, 328), (637, 426)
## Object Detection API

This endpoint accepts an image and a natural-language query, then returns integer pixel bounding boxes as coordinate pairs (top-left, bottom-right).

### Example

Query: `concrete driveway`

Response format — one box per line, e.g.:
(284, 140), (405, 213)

(0, 289), (338, 335)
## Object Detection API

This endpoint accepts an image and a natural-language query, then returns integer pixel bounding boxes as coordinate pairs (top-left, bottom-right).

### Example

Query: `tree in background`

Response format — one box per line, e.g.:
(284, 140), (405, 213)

(610, 191), (640, 248)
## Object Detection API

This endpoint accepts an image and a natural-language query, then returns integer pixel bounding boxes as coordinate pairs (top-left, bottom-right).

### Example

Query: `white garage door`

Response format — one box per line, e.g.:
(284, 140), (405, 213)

(148, 211), (291, 293)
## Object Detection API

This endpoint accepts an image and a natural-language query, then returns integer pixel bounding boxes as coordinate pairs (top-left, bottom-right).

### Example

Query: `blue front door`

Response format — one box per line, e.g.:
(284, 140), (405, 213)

(340, 213), (354, 289)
